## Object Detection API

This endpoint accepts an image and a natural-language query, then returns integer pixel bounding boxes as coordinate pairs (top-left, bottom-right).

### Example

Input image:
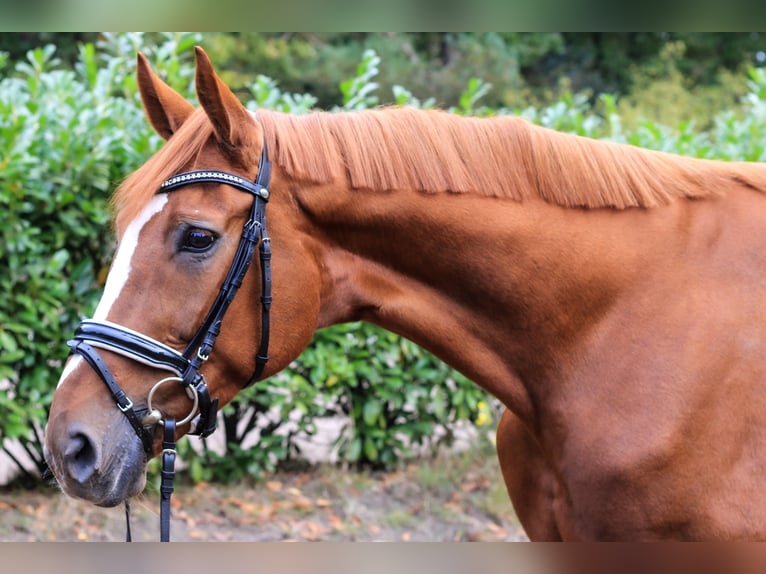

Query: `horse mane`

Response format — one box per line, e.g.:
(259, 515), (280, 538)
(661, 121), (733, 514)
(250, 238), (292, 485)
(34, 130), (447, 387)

(258, 107), (766, 209)
(115, 105), (766, 229)
(113, 110), (215, 231)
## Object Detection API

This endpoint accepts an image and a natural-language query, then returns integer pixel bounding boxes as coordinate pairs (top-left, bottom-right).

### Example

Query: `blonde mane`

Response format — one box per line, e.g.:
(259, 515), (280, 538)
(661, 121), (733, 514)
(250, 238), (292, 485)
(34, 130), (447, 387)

(115, 106), (766, 228)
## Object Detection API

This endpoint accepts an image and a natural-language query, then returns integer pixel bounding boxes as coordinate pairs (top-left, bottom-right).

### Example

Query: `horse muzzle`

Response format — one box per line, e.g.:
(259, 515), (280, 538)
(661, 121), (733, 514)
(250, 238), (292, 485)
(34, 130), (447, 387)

(44, 415), (149, 507)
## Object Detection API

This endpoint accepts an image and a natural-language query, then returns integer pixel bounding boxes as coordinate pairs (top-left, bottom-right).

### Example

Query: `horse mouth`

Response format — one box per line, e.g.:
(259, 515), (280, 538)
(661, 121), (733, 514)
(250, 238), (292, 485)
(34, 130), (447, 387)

(47, 454), (148, 507)
(43, 431), (149, 508)
(86, 468), (148, 508)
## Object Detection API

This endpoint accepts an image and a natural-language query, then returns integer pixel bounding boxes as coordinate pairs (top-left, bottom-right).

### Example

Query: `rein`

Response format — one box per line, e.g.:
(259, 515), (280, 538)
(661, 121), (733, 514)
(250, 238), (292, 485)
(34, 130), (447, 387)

(66, 137), (272, 542)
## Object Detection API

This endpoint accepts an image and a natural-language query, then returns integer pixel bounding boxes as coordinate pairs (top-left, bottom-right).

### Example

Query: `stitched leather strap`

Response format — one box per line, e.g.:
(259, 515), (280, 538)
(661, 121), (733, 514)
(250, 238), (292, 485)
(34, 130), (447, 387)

(251, 230), (271, 382)
(177, 140), (272, 392)
(125, 500), (133, 542)
(160, 418), (176, 543)
(72, 320), (188, 374)
(69, 340), (154, 454)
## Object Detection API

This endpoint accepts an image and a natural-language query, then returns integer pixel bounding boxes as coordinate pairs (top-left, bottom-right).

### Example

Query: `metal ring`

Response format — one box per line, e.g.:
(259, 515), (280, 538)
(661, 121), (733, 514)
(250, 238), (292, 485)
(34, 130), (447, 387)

(146, 376), (199, 426)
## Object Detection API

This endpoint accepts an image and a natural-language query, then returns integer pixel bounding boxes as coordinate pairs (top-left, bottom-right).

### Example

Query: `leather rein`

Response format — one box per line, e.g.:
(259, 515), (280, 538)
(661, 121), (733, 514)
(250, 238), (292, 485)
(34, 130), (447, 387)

(66, 138), (272, 542)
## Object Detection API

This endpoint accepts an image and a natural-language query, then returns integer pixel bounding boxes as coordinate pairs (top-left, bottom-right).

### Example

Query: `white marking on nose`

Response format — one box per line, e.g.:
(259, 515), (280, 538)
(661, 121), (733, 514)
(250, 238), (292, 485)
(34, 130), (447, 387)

(56, 195), (168, 389)
(93, 195), (168, 321)
(56, 355), (83, 388)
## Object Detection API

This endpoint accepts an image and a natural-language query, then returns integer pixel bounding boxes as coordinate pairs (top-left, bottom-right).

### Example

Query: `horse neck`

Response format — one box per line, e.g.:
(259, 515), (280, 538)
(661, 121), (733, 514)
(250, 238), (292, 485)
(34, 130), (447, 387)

(293, 182), (653, 421)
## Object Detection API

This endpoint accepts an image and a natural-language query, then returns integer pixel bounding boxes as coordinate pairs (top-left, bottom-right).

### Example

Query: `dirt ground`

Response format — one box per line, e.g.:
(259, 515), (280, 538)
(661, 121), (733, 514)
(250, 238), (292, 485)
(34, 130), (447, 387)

(0, 443), (527, 542)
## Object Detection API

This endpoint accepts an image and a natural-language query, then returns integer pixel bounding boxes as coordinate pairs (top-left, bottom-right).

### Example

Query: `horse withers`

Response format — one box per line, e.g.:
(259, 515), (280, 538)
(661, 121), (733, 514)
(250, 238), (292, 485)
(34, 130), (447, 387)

(45, 47), (766, 540)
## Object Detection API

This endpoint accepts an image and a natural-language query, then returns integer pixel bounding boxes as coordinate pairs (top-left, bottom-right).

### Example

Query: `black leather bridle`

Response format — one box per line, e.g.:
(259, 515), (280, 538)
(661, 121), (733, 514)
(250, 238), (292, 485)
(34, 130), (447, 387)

(66, 138), (272, 541)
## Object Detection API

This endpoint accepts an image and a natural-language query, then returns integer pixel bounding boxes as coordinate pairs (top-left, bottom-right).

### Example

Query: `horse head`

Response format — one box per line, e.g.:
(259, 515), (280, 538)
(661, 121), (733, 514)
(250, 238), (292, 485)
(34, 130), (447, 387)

(44, 48), (321, 506)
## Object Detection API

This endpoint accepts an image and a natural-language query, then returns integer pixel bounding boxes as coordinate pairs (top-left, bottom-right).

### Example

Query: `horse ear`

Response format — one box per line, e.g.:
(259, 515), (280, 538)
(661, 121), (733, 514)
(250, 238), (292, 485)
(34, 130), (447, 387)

(137, 53), (195, 140)
(194, 46), (258, 161)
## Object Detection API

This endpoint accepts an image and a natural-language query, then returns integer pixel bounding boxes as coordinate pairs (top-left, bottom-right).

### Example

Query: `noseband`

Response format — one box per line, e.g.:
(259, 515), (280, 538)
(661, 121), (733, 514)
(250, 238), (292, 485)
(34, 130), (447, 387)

(66, 138), (272, 541)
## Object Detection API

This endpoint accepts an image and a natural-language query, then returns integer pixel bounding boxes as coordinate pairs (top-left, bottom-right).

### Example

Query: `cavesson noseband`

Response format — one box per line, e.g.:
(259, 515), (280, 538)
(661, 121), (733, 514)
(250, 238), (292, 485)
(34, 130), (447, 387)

(66, 135), (272, 541)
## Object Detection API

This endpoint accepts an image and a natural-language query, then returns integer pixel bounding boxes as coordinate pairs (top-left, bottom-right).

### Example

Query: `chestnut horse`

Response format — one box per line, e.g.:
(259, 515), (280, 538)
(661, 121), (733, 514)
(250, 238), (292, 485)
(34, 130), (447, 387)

(45, 47), (766, 540)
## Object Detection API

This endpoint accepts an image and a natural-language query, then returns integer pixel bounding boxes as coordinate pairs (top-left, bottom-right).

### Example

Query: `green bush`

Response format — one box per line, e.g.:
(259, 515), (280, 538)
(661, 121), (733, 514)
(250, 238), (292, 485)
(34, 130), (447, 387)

(0, 33), (197, 481)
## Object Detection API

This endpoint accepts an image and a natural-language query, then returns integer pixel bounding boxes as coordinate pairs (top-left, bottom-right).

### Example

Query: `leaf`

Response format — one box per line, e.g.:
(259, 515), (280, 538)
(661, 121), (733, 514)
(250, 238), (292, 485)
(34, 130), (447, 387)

(363, 437), (379, 461)
(0, 330), (18, 353)
(346, 437), (362, 462)
(363, 399), (382, 426)
(0, 349), (24, 364)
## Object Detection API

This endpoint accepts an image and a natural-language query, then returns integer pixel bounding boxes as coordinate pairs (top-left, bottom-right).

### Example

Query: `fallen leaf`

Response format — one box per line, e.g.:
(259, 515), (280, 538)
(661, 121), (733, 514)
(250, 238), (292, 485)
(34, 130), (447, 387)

(299, 521), (327, 541)
(292, 497), (314, 512)
(266, 481), (283, 492)
(328, 514), (344, 530)
(184, 516), (197, 528)
(226, 497), (260, 514)
(460, 478), (490, 492)
(486, 523), (508, 538)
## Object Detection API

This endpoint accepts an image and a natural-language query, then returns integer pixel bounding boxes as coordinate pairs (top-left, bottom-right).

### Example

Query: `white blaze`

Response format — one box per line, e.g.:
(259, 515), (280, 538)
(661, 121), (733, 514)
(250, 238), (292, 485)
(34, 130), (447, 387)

(93, 195), (168, 321)
(57, 355), (83, 388)
(56, 195), (169, 388)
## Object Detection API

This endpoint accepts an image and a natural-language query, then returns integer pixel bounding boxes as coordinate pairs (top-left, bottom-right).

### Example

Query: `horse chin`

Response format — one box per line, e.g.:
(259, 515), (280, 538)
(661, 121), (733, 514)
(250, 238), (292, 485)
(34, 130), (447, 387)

(89, 462), (148, 508)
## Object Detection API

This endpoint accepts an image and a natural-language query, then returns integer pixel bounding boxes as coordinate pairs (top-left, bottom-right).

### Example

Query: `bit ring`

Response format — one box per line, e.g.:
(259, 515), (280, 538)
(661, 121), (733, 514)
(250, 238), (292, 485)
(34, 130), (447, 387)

(145, 376), (199, 426)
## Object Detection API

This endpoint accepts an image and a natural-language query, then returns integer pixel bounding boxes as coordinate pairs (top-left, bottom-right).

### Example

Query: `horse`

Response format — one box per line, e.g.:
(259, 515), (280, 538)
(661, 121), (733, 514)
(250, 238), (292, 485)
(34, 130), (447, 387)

(44, 46), (766, 541)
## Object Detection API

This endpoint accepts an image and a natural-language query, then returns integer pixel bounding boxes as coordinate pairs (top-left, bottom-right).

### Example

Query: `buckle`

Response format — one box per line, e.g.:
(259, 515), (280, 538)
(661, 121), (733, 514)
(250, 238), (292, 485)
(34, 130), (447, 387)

(118, 398), (134, 413)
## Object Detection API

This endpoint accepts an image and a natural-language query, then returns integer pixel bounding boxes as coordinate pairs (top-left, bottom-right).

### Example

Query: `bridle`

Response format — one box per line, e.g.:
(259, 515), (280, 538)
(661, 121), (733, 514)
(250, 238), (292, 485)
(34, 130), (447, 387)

(66, 136), (272, 541)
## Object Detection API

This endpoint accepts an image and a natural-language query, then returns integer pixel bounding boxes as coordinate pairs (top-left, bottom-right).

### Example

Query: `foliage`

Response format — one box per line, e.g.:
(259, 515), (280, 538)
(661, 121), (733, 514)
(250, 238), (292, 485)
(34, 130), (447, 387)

(0, 33), (97, 67)
(2, 33), (766, 487)
(610, 42), (750, 132)
(339, 49), (380, 110)
(0, 34), (197, 481)
(5, 33), (764, 114)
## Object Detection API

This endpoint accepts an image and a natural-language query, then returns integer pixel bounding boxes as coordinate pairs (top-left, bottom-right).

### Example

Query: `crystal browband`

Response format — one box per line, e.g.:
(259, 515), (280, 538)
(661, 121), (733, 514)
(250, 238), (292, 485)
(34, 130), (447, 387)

(159, 170), (270, 200)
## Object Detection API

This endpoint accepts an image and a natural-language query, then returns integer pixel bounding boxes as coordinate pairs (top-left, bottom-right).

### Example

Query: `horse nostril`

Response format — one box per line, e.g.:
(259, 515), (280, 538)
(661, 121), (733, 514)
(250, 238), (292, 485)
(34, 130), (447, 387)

(63, 431), (99, 484)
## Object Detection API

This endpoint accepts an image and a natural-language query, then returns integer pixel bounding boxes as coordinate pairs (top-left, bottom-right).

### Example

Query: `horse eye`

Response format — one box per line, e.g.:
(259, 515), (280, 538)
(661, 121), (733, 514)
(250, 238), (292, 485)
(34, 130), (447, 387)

(181, 228), (217, 252)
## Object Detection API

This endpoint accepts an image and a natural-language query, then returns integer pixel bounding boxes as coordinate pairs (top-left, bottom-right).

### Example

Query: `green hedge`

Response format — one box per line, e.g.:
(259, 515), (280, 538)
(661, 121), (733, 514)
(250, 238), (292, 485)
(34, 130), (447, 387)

(2, 33), (765, 485)
(0, 34), (200, 481)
